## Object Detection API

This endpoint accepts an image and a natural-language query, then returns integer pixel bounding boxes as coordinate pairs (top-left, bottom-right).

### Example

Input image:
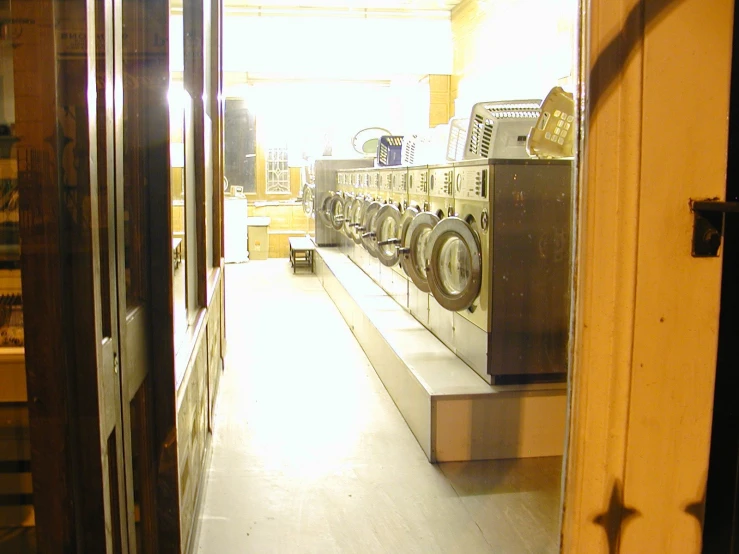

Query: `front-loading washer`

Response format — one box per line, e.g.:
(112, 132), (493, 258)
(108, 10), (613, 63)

(400, 165), (430, 326)
(425, 163), (456, 351)
(374, 166), (409, 309)
(359, 168), (383, 284)
(426, 159), (572, 384)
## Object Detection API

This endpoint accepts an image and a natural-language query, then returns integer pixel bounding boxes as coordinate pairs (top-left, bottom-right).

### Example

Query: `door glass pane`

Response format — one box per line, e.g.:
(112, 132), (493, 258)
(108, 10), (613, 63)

(95, 0), (111, 338)
(224, 100), (256, 195)
(170, 82), (187, 350)
(379, 215), (397, 257)
(414, 227), (432, 279)
(437, 235), (470, 296)
(122, 0), (149, 310)
(203, 0), (213, 269)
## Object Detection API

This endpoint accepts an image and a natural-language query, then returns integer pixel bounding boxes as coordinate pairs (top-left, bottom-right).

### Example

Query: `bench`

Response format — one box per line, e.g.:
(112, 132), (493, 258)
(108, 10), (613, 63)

(172, 237), (183, 269)
(288, 236), (315, 273)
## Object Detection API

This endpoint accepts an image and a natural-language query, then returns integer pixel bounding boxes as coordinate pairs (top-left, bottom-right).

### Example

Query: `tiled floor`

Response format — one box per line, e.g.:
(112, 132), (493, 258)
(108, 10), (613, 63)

(195, 259), (562, 553)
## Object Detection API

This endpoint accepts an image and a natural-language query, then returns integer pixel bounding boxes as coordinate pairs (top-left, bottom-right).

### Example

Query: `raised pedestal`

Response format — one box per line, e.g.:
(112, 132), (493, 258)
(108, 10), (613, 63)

(315, 247), (567, 463)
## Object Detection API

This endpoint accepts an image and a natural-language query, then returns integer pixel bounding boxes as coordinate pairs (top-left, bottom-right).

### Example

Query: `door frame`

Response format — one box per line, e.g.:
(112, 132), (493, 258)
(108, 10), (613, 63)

(562, 0), (733, 550)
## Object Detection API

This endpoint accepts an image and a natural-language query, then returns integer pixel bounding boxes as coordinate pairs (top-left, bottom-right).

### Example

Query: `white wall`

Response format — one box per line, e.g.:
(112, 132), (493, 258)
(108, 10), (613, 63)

(171, 10), (453, 79)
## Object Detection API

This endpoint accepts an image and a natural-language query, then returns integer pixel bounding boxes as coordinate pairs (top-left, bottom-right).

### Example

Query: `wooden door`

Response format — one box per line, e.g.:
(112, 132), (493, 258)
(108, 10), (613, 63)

(107, 0), (169, 550)
(13, 0), (164, 548)
(561, 0), (733, 551)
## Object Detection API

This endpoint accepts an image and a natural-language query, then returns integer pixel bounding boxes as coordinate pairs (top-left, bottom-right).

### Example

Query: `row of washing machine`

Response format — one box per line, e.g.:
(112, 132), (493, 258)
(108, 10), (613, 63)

(317, 159), (572, 386)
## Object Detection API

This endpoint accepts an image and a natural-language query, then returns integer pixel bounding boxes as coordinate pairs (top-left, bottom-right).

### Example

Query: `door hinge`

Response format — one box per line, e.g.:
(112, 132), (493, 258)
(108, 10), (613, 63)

(690, 199), (739, 257)
(113, 352), (119, 374)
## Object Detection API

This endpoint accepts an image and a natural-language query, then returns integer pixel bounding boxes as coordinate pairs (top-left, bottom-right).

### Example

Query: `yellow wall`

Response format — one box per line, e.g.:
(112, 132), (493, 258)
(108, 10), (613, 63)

(247, 203), (312, 258)
(420, 74), (453, 128)
(450, 0), (576, 117)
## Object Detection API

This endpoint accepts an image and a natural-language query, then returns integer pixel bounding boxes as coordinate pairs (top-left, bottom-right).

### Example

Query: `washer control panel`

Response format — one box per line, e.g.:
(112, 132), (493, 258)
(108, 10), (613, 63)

(429, 166), (454, 198)
(392, 169), (408, 194)
(368, 170), (380, 191)
(378, 168), (393, 192)
(454, 164), (489, 200)
(408, 167), (429, 196)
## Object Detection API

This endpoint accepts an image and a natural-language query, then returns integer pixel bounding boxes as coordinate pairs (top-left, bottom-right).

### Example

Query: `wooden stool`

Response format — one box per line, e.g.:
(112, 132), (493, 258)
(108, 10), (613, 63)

(288, 236), (315, 273)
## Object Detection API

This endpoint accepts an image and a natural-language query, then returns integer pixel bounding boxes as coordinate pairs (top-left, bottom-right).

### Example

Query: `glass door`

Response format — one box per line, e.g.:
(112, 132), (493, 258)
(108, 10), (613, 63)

(402, 212), (438, 293)
(374, 203), (402, 266)
(425, 217), (482, 312)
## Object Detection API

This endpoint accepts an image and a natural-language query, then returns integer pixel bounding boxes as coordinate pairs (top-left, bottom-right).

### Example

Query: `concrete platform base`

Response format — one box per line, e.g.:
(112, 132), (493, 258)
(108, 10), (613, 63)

(315, 247), (567, 463)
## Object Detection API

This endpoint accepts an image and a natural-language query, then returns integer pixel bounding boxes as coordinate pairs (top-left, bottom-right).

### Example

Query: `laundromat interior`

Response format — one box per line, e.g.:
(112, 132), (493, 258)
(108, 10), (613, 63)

(209, 0), (577, 551)
(1, 0), (735, 549)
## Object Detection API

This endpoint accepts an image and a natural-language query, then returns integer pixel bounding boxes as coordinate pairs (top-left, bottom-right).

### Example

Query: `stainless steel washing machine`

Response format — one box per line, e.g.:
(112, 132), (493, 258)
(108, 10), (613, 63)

(426, 160), (488, 376)
(374, 167), (395, 295)
(352, 169), (372, 268)
(425, 159), (572, 384)
(425, 163), (456, 350)
(374, 166), (409, 309)
(400, 165), (430, 326)
(343, 169), (362, 263)
(359, 168), (383, 284)
(335, 170), (349, 256)
(300, 182), (316, 238)
(338, 170), (356, 257)
(325, 173), (350, 254)
(314, 158), (373, 247)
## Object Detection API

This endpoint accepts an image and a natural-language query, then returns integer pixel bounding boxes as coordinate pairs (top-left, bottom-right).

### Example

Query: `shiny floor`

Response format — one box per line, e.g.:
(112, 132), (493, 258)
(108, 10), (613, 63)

(195, 259), (562, 554)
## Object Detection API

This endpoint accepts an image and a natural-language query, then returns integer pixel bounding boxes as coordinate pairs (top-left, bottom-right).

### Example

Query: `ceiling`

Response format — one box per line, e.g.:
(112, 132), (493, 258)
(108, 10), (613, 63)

(223, 0), (463, 11)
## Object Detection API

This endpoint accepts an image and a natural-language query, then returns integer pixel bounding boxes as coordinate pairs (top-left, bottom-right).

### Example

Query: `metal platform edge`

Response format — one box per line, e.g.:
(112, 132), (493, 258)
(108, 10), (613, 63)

(314, 247), (567, 463)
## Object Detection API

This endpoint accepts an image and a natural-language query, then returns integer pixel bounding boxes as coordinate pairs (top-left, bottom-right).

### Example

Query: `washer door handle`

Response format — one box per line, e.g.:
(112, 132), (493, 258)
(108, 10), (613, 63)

(377, 238), (400, 246)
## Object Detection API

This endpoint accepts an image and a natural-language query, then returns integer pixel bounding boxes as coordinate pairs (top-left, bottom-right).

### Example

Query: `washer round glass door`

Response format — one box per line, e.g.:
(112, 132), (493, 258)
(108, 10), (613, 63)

(360, 201), (382, 257)
(374, 203), (402, 267)
(342, 193), (355, 235)
(328, 194), (346, 230)
(426, 217), (482, 311)
(403, 212), (440, 293)
(302, 184), (315, 216)
(319, 193), (334, 227)
(348, 197), (366, 244)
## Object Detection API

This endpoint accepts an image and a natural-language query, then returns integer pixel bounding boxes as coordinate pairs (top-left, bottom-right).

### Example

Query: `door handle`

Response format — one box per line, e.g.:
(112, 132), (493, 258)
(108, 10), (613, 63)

(690, 199), (739, 257)
(397, 247), (410, 254)
(377, 238), (400, 246)
(362, 232), (376, 239)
